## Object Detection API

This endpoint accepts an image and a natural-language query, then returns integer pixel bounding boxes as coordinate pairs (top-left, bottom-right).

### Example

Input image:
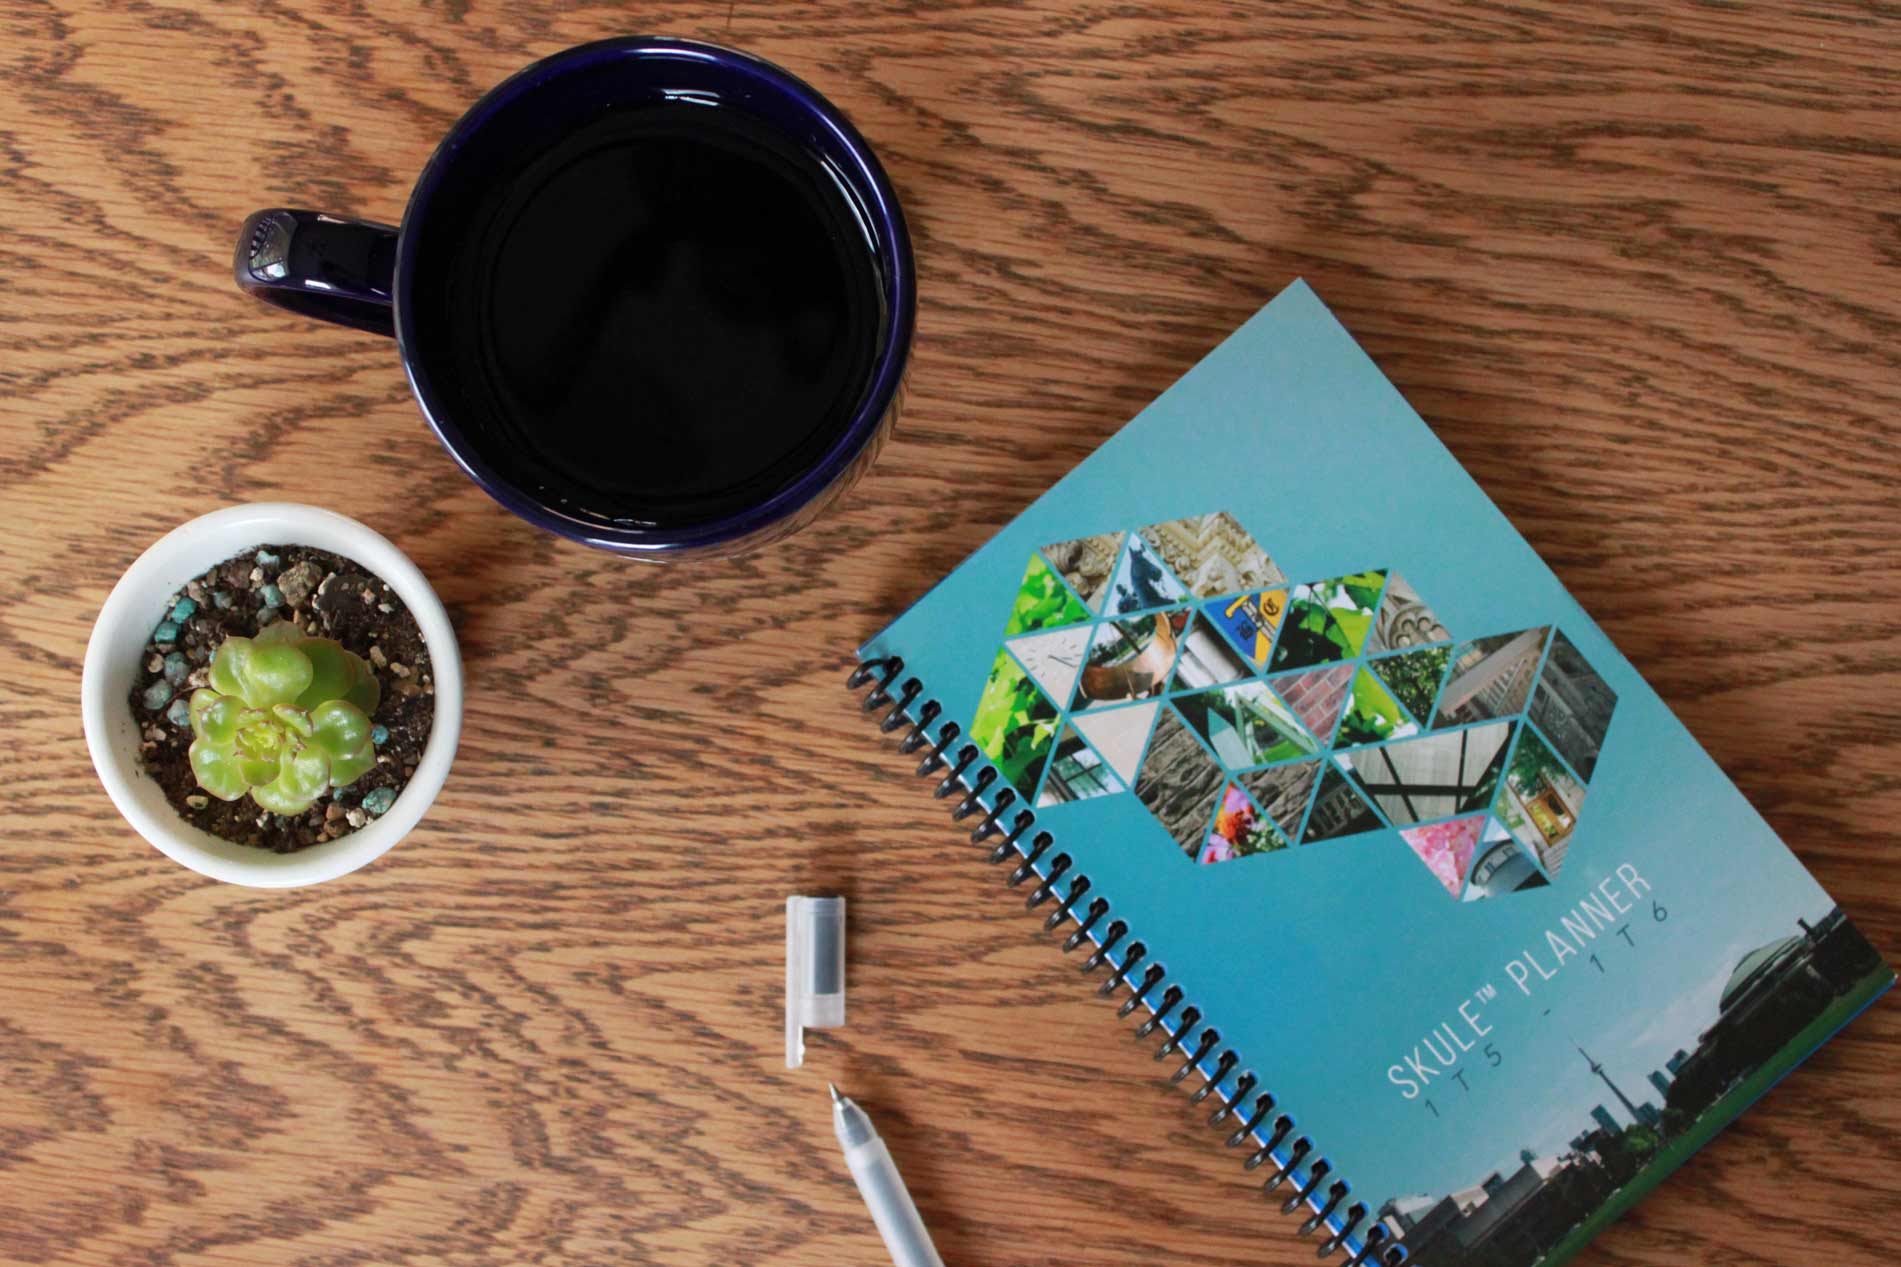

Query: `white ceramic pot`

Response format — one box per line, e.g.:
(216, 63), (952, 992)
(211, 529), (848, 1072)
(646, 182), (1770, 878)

(81, 503), (463, 886)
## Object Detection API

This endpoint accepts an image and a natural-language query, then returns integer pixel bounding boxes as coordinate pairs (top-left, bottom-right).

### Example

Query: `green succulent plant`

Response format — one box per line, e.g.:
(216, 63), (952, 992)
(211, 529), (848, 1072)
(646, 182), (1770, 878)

(187, 622), (382, 814)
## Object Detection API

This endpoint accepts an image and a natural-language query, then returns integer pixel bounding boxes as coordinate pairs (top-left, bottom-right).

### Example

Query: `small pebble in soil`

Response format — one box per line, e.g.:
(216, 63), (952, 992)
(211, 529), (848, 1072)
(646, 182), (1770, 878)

(185, 794), (209, 809)
(368, 645), (387, 668)
(255, 549), (280, 568)
(147, 653), (163, 674)
(163, 651), (189, 684)
(141, 681), (174, 711)
(324, 803), (345, 823)
(212, 589), (233, 610)
(257, 607), (281, 626)
(390, 662), (409, 678)
(165, 698), (192, 727)
(361, 787), (396, 815)
(170, 596), (197, 622)
(278, 560), (323, 608)
(370, 724), (388, 745)
(153, 620), (180, 644)
(345, 809), (368, 828)
(259, 583), (284, 608)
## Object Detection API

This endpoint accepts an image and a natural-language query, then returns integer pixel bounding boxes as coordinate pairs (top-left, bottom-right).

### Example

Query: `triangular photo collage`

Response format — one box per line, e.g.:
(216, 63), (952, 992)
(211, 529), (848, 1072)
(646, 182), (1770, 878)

(968, 513), (1619, 901)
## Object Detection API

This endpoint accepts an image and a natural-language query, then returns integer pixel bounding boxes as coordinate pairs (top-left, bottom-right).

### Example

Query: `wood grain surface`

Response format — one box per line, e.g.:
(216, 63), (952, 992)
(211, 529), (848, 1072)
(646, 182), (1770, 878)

(4, 2), (1899, 1264)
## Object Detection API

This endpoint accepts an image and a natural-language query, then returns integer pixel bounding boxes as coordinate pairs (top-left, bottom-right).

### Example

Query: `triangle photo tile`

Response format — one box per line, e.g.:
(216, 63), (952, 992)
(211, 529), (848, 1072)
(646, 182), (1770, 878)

(1303, 762), (1385, 843)
(1102, 533), (1189, 616)
(1136, 512), (1285, 599)
(1266, 664), (1356, 749)
(1199, 781), (1292, 865)
(1070, 701), (1161, 785)
(1333, 665), (1419, 749)
(1006, 625), (1093, 712)
(1073, 610), (1189, 711)
(1336, 721), (1514, 828)
(1364, 571), (1450, 654)
(1003, 554), (1091, 637)
(1134, 706), (1229, 857)
(1040, 531), (1125, 613)
(969, 647), (1061, 800)
(1170, 611), (1252, 691)
(1037, 724), (1127, 807)
(1528, 631), (1617, 783)
(1269, 570), (1386, 671)
(1492, 723), (1585, 881)
(1368, 646), (1453, 729)
(1174, 680), (1320, 770)
(1434, 627), (1551, 728)
(1201, 588), (1288, 671)
(1464, 818), (1549, 900)
(1398, 814), (1486, 898)
(1239, 758), (1322, 840)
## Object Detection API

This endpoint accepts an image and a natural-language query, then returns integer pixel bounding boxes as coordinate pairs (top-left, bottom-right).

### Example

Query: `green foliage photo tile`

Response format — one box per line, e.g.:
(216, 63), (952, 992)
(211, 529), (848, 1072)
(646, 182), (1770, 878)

(1334, 665), (1417, 747)
(1269, 570), (1387, 670)
(970, 648), (1061, 797)
(1369, 645), (1452, 725)
(1003, 555), (1090, 637)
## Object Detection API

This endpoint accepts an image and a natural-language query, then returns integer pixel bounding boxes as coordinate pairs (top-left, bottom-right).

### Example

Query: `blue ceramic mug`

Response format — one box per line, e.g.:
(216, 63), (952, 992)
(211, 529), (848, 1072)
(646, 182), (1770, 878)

(235, 38), (914, 559)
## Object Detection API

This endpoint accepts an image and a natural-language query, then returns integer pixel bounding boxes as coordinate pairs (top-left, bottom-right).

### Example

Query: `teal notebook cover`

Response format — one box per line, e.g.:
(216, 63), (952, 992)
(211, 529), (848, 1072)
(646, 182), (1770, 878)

(858, 281), (1891, 1265)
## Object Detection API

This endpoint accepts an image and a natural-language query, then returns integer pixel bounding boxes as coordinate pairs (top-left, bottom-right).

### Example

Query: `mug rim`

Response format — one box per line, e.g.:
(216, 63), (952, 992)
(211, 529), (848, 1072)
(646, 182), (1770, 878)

(390, 36), (915, 556)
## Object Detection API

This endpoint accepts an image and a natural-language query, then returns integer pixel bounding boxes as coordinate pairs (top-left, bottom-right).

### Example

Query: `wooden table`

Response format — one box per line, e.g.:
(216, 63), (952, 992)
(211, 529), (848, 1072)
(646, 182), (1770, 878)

(4, 3), (1898, 1264)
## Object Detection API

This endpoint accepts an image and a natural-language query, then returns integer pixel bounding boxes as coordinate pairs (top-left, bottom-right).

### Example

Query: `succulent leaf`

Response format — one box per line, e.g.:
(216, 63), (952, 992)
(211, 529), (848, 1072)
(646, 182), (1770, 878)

(208, 636), (252, 697)
(344, 672), (381, 715)
(249, 744), (332, 814)
(296, 637), (380, 714)
(188, 739), (251, 801)
(189, 689), (242, 744)
(271, 703), (315, 738)
(309, 699), (370, 758)
(328, 741), (377, 788)
(242, 640), (314, 707)
(309, 700), (375, 788)
(235, 751), (279, 786)
(297, 638), (354, 708)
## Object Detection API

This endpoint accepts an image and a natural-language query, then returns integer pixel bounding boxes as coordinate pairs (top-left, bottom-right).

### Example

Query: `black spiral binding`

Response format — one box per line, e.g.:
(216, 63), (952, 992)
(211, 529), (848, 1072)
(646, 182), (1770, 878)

(849, 656), (1394, 1263)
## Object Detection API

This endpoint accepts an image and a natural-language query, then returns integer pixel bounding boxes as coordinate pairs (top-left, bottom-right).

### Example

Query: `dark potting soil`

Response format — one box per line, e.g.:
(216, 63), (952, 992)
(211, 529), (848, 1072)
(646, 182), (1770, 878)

(126, 544), (436, 853)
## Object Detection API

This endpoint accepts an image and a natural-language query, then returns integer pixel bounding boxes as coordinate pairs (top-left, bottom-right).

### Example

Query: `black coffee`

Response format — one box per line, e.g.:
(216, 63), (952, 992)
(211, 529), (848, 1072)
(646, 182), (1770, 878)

(425, 103), (884, 529)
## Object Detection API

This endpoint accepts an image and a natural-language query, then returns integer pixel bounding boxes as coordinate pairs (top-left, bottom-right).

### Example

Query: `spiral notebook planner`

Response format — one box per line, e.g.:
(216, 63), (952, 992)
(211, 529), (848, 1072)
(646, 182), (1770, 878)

(848, 281), (1891, 1266)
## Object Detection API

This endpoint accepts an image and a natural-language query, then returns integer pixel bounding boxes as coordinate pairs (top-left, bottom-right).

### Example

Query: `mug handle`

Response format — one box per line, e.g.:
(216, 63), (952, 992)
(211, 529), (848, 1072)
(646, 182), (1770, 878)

(233, 209), (398, 337)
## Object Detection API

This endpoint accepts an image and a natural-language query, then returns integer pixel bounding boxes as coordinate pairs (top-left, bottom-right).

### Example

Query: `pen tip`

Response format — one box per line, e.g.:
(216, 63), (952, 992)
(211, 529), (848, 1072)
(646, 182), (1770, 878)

(828, 1081), (842, 1104)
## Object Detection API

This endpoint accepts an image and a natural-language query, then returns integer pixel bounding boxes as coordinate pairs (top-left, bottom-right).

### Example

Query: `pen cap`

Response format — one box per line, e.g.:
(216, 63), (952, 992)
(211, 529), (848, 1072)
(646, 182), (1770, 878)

(786, 895), (846, 1067)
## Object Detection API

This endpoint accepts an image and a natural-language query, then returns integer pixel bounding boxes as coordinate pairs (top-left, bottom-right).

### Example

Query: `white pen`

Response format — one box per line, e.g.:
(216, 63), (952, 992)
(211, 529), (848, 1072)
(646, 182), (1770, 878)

(829, 1083), (945, 1267)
